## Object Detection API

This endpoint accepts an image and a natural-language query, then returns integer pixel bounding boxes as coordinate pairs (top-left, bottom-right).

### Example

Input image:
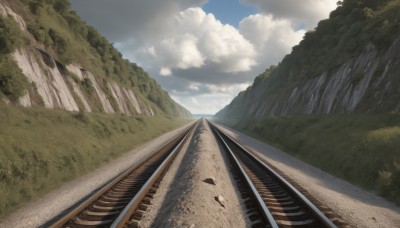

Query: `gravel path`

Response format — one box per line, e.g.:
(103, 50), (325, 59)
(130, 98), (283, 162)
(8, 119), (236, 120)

(0, 121), (194, 228)
(141, 119), (249, 227)
(213, 121), (400, 228)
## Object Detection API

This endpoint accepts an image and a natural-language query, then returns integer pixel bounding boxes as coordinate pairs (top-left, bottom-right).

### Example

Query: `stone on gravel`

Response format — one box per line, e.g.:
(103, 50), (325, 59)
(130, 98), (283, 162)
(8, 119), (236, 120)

(203, 177), (216, 185)
(215, 195), (225, 207)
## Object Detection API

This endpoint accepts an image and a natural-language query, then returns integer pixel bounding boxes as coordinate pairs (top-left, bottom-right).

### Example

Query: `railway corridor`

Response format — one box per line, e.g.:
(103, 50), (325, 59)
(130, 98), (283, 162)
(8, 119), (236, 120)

(49, 119), (345, 228)
(1, 119), (399, 227)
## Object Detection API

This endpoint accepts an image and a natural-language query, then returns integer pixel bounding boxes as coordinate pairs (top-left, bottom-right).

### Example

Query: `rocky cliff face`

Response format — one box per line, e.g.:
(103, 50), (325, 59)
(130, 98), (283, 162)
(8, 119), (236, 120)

(217, 35), (400, 118)
(12, 47), (155, 115)
(0, 3), (190, 117)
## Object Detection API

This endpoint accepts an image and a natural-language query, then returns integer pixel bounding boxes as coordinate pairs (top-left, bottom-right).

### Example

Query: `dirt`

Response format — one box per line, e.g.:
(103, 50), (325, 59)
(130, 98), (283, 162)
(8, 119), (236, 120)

(140, 119), (249, 227)
(213, 121), (400, 228)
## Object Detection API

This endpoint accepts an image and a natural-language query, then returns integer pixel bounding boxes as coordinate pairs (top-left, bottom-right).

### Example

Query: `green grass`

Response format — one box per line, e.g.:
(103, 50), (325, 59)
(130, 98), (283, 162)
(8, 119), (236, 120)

(218, 114), (400, 205)
(0, 103), (191, 217)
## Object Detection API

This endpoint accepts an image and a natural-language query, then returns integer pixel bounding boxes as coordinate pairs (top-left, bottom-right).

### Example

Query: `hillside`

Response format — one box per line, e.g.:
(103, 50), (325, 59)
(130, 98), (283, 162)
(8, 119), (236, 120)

(216, 0), (400, 205)
(0, 0), (190, 117)
(217, 0), (400, 118)
(0, 0), (191, 217)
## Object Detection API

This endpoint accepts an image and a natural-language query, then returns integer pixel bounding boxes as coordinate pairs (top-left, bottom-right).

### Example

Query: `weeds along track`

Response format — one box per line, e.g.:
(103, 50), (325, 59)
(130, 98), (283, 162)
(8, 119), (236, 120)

(209, 121), (348, 228)
(50, 121), (198, 228)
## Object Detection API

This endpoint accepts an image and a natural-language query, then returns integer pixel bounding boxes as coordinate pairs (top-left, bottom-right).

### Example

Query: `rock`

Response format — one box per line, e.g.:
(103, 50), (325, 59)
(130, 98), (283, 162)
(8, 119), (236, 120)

(189, 224), (195, 228)
(215, 195), (225, 208)
(203, 177), (216, 185)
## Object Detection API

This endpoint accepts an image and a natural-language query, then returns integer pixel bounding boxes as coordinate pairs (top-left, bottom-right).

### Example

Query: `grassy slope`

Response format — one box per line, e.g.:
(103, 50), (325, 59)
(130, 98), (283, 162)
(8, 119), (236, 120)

(0, 102), (191, 217)
(218, 114), (400, 205)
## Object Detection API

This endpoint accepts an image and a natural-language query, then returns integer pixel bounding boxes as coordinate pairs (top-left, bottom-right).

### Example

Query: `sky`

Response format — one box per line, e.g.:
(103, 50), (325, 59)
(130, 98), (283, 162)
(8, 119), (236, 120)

(70, 0), (337, 114)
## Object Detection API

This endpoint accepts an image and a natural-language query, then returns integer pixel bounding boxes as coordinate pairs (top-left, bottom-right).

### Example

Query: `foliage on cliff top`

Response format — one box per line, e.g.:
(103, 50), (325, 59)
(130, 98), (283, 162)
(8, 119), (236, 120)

(6, 0), (190, 117)
(246, 0), (400, 94)
(0, 15), (28, 101)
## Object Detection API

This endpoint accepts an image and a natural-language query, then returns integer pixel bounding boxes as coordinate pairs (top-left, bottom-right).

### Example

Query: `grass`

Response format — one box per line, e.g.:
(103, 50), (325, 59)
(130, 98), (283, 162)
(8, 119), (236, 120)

(0, 103), (191, 217)
(217, 114), (400, 205)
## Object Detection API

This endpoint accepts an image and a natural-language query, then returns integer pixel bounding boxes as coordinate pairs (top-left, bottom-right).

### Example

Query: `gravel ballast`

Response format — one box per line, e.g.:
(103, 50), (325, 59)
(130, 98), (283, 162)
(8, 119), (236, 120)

(141, 119), (249, 227)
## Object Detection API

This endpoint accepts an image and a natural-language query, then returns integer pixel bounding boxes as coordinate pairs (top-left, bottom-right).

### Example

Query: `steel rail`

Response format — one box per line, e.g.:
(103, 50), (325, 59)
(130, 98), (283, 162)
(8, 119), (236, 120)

(50, 121), (197, 227)
(111, 121), (195, 227)
(210, 122), (337, 228)
(214, 127), (279, 228)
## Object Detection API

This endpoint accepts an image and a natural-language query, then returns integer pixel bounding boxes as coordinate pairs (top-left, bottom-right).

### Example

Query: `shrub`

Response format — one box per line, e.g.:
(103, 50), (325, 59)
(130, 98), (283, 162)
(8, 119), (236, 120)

(0, 56), (28, 101)
(53, 0), (70, 14)
(28, 0), (43, 15)
(0, 16), (25, 54)
(81, 78), (94, 94)
(27, 23), (46, 43)
(48, 29), (67, 53)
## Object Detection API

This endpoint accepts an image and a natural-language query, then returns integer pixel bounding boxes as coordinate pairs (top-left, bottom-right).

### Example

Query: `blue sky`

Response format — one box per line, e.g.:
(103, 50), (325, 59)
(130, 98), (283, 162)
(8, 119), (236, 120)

(203, 0), (257, 27)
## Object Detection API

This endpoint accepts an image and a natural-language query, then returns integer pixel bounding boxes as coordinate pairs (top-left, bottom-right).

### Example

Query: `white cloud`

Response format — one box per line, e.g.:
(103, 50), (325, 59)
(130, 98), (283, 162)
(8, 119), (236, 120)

(159, 67), (172, 76)
(239, 14), (305, 73)
(157, 33), (204, 70)
(135, 8), (256, 75)
(70, 0), (337, 114)
(242, 0), (337, 29)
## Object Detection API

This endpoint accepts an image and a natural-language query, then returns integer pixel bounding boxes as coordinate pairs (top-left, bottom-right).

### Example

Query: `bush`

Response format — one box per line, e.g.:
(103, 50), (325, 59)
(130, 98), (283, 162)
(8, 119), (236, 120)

(27, 23), (46, 43)
(28, 0), (43, 15)
(48, 28), (67, 53)
(53, 0), (70, 13)
(0, 56), (28, 101)
(0, 16), (25, 54)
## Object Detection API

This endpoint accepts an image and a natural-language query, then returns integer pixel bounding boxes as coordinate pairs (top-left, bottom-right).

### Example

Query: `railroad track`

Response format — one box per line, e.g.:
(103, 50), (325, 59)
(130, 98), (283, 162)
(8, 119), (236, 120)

(50, 121), (198, 228)
(209, 121), (343, 228)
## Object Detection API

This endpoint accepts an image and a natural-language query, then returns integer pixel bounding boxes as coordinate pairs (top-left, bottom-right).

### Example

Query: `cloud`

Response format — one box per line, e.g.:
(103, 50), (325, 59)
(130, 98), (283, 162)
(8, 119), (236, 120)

(70, 0), (337, 114)
(70, 0), (206, 43)
(133, 8), (256, 76)
(159, 67), (172, 76)
(239, 14), (305, 73)
(242, 0), (337, 29)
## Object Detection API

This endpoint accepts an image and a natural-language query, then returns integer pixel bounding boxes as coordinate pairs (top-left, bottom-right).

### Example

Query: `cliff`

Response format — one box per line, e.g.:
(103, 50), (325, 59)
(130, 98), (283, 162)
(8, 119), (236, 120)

(216, 0), (400, 118)
(0, 1), (191, 118)
(217, 37), (400, 118)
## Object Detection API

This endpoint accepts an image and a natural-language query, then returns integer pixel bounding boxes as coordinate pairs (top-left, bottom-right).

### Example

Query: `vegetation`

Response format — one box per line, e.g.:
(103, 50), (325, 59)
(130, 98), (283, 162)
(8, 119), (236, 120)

(248, 0), (400, 94)
(0, 103), (191, 217)
(0, 16), (25, 54)
(0, 56), (28, 101)
(219, 114), (400, 205)
(0, 15), (28, 101)
(7, 0), (190, 117)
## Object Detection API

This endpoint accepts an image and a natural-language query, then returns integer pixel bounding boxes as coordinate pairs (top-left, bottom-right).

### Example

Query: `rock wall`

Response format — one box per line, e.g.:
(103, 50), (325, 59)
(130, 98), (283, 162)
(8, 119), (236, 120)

(11, 48), (156, 116)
